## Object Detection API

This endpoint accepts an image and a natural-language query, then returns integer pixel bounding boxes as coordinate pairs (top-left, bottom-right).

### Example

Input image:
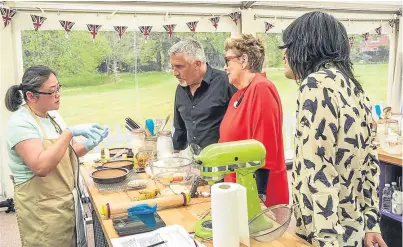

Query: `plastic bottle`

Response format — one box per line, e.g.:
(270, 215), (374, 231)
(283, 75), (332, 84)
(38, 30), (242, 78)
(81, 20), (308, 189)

(391, 182), (398, 194)
(381, 184), (392, 213)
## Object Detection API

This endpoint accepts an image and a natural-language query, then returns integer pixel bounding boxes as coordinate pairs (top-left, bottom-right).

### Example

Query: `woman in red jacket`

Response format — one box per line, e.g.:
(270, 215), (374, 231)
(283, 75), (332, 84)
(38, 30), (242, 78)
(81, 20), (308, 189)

(219, 34), (289, 207)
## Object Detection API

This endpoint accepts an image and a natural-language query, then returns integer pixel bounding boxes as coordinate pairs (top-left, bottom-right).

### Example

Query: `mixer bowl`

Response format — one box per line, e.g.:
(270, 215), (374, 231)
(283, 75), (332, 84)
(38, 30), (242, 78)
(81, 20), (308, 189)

(149, 157), (193, 176)
(249, 204), (293, 242)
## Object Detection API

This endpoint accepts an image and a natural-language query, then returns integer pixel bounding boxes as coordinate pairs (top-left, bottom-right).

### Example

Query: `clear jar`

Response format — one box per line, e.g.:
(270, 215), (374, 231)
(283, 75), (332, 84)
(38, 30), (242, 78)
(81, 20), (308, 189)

(157, 131), (173, 159)
(130, 129), (145, 155)
(145, 136), (158, 155)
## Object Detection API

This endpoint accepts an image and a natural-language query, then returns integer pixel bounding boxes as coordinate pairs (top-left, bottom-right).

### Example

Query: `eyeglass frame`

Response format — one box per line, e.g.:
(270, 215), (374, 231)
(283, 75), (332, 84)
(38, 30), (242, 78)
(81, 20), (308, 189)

(30, 85), (62, 96)
(224, 55), (240, 66)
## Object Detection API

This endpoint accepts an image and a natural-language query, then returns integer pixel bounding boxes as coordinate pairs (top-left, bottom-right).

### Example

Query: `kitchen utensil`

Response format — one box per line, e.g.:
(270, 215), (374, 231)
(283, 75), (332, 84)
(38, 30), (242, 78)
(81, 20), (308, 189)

(375, 104), (382, 119)
(112, 213), (166, 237)
(111, 149), (128, 161)
(249, 204), (292, 242)
(109, 148), (134, 158)
(90, 168), (129, 184)
(125, 124), (133, 132)
(161, 115), (170, 132)
(102, 160), (134, 170)
(146, 119), (155, 136)
(126, 117), (141, 129)
(149, 157), (192, 177)
(101, 193), (190, 219)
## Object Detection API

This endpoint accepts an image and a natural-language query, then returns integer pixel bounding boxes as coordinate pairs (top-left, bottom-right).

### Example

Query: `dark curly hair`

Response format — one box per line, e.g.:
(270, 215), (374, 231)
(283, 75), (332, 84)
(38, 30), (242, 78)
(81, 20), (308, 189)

(280, 11), (363, 92)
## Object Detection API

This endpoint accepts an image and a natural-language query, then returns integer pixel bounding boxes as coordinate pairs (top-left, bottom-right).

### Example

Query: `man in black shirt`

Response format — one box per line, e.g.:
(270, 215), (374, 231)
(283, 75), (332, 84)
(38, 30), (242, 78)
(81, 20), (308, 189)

(168, 39), (236, 151)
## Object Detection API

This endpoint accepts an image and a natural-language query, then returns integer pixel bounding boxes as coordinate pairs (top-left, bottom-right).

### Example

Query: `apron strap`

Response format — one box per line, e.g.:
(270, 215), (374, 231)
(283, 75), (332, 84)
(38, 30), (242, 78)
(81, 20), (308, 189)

(24, 105), (79, 188)
(24, 105), (49, 139)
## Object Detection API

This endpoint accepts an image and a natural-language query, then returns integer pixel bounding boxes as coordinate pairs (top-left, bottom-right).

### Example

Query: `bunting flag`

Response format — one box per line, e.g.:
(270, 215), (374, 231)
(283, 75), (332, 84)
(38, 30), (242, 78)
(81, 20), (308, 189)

(1, 7), (17, 28)
(362, 32), (369, 41)
(59, 20), (75, 39)
(139, 26), (152, 38)
(30, 14), (47, 31)
(209, 16), (220, 31)
(163, 24), (176, 38)
(186, 21), (198, 32)
(375, 26), (382, 36)
(86, 24), (102, 41)
(229, 11), (241, 25)
(114, 26), (128, 40)
(348, 37), (355, 47)
(264, 21), (274, 33)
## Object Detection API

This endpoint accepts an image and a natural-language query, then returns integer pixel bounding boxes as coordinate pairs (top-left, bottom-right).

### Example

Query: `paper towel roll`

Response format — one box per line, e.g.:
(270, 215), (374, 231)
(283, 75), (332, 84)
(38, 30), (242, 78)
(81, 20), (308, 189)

(211, 183), (250, 247)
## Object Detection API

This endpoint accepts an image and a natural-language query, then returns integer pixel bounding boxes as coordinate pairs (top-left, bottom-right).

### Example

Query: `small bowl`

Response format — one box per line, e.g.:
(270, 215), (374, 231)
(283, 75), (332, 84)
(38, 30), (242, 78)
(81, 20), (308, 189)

(148, 157), (192, 176)
(249, 204), (293, 242)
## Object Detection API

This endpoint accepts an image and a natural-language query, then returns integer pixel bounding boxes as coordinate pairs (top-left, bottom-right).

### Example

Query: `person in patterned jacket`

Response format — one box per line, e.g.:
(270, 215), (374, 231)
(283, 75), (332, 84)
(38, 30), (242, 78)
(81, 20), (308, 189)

(279, 11), (387, 247)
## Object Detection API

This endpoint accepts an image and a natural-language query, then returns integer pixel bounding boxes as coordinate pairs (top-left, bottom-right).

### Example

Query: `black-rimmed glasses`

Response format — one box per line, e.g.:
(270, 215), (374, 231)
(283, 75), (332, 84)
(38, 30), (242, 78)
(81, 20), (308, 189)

(31, 85), (62, 95)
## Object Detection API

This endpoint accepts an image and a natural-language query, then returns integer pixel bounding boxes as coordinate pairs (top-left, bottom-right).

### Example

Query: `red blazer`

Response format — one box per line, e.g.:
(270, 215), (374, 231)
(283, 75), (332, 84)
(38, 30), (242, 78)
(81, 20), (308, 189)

(219, 73), (289, 207)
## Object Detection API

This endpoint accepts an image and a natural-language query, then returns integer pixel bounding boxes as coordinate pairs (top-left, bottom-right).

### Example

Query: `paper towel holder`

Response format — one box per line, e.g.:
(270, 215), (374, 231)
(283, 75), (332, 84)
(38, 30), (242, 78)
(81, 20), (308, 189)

(193, 140), (267, 240)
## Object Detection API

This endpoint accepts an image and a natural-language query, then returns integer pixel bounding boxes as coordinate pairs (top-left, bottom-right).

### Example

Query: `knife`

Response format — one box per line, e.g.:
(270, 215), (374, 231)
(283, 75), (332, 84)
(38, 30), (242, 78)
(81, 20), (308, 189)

(126, 117), (140, 129)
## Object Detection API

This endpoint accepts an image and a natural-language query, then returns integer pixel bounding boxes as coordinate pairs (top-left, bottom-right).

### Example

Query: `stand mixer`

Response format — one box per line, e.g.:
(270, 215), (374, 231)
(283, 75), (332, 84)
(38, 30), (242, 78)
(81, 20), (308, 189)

(193, 139), (273, 239)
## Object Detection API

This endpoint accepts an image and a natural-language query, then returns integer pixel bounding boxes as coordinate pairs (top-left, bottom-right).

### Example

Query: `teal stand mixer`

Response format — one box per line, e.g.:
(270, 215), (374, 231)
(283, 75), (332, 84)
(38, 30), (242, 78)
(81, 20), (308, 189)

(192, 139), (273, 239)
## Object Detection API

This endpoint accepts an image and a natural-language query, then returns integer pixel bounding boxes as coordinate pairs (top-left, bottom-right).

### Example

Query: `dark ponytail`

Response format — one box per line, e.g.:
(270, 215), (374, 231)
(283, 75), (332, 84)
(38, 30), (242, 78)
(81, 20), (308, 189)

(5, 85), (23, 112)
(4, 65), (56, 112)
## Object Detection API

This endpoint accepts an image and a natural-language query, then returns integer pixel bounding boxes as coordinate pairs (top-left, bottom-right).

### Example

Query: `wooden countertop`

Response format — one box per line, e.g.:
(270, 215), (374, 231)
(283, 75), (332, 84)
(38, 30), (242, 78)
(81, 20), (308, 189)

(80, 164), (312, 247)
(378, 148), (402, 166)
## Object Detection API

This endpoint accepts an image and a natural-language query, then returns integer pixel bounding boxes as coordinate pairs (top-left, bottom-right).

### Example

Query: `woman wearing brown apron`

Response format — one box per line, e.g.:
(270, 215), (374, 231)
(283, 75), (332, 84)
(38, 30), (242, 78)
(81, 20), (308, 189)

(5, 65), (109, 247)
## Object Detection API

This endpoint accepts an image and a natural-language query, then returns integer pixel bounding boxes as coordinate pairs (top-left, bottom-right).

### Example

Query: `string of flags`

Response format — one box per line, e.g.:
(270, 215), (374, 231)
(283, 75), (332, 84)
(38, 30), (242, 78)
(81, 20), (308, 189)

(1, 6), (396, 43)
(1, 6), (243, 40)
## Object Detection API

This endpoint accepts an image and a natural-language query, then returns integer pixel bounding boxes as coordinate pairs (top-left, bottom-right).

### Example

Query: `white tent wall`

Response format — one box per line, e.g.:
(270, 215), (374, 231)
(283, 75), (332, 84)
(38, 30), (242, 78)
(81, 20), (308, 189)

(0, 1), (401, 199)
(0, 20), (21, 200)
(387, 16), (402, 111)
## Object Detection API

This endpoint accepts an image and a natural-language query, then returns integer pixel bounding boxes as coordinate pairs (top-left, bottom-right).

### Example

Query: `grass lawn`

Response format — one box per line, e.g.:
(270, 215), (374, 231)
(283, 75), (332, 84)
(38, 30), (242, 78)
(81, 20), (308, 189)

(58, 63), (389, 136)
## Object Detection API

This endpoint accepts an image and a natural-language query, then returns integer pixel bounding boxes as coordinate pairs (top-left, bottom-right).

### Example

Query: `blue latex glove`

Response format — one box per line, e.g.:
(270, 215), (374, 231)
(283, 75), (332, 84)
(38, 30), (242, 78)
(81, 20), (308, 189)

(68, 123), (104, 140)
(84, 127), (109, 151)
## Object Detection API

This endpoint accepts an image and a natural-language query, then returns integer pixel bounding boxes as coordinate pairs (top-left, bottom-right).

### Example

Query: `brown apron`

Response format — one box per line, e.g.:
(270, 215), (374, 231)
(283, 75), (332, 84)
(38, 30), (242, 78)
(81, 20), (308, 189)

(13, 106), (86, 247)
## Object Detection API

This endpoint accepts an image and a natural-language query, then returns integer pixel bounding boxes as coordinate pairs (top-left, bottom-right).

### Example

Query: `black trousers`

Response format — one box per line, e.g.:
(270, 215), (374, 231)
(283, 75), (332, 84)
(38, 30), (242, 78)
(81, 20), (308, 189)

(254, 168), (270, 196)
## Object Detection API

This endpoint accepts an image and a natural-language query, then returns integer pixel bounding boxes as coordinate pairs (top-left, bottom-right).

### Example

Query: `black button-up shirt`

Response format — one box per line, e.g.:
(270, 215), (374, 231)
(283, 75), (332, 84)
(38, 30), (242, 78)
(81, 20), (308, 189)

(173, 64), (236, 150)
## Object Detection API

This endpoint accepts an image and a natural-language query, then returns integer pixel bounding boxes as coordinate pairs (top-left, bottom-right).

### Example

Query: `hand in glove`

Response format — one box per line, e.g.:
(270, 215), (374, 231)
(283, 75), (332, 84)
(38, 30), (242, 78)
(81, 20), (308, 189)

(84, 127), (109, 151)
(68, 123), (104, 140)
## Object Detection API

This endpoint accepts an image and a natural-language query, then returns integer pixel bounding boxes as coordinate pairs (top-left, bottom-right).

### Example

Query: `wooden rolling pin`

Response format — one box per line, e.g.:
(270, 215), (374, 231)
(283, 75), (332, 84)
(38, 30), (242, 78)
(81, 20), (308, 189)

(101, 192), (190, 219)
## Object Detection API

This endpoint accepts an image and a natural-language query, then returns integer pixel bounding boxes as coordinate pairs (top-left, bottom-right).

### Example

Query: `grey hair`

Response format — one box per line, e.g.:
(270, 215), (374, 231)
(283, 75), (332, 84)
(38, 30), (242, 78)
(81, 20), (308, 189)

(168, 39), (206, 63)
(5, 65), (56, 112)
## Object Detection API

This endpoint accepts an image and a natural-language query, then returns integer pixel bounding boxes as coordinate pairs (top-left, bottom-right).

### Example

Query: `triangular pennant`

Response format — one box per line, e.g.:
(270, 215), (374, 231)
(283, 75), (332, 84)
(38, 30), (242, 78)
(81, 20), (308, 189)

(1, 7), (17, 28)
(186, 21), (198, 32)
(30, 14), (47, 31)
(362, 32), (369, 41)
(138, 26), (152, 38)
(264, 21), (274, 33)
(209, 16), (220, 31)
(86, 24), (102, 41)
(375, 26), (382, 36)
(114, 26), (128, 40)
(348, 37), (355, 47)
(59, 20), (75, 39)
(229, 11), (241, 25)
(163, 24), (176, 38)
